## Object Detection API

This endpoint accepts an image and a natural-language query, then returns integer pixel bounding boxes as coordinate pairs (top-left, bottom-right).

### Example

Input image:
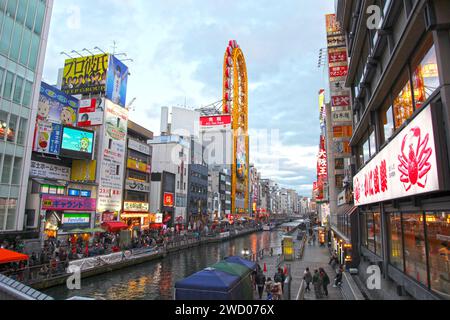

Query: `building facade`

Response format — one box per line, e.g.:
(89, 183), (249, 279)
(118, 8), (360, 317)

(0, 0), (53, 237)
(337, 0), (450, 300)
(121, 120), (153, 232)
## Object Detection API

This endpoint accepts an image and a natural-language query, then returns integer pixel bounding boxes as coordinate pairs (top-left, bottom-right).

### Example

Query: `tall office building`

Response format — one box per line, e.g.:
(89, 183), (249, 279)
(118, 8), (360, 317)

(0, 0), (53, 236)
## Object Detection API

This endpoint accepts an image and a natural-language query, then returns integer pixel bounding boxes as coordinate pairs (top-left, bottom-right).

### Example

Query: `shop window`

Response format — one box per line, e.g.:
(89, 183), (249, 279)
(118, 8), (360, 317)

(374, 211), (382, 256)
(412, 44), (440, 109)
(425, 212), (450, 298)
(393, 72), (414, 129)
(403, 213), (428, 287)
(380, 102), (394, 144)
(389, 213), (404, 270)
(367, 213), (376, 253)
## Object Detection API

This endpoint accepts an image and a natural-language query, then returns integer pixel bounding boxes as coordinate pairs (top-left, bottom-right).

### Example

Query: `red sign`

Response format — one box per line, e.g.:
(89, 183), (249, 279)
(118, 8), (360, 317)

(328, 50), (347, 64)
(42, 195), (97, 211)
(329, 66), (348, 79)
(331, 95), (351, 107)
(200, 115), (231, 127)
(163, 192), (174, 207)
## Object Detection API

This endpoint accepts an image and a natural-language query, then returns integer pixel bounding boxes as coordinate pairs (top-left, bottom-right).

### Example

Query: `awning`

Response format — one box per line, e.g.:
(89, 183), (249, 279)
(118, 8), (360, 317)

(101, 221), (129, 232)
(0, 249), (29, 264)
(346, 206), (358, 217)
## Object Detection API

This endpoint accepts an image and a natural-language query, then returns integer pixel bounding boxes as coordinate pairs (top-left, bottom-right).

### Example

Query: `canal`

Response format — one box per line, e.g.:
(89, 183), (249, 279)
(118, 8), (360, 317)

(44, 229), (289, 300)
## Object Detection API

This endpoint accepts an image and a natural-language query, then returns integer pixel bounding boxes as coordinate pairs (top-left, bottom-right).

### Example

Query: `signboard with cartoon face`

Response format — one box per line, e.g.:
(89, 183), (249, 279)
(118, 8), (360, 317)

(38, 82), (79, 126)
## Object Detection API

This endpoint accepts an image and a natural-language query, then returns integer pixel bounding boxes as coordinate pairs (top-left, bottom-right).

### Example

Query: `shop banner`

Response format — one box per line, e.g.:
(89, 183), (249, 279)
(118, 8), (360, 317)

(329, 65), (348, 81)
(38, 82), (79, 126)
(30, 161), (71, 181)
(33, 122), (63, 155)
(326, 14), (342, 36)
(124, 202), (149, 213)
(331, 95), (351, 107)
(61, 54), (109, 95)
(127, 158), (151, 173)
(128, 139), (151, 155)
(200, 115), (232, 129)
(332, 110), (352, 123)
(354, 104), (440, 206)
(163, 193), (174, 207)
(77, 98), (104, 127)
(328, 48), (347, 64)
(97, 100), (128, 214)
(327, 35), (346, 48)
(42, 195), (97, 211)
(105, 55), (129, 108)
(62, 213), (90, 224)
(125, 179), (150, 193)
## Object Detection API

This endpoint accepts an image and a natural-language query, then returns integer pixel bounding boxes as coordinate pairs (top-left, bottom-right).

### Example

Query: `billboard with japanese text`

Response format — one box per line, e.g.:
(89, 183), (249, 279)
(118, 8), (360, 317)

(61, 54), (109, 95)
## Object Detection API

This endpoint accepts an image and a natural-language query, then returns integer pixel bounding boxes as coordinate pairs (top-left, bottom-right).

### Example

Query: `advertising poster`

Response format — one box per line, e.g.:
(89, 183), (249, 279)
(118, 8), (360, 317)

(236, 135), (247, 179)
(33, 122), (63, 155)
(42, 195), (97, 211)
(38, 82), (79, 126)
(97, 100), (128, 214)
(105, 55), (129, 108)
(77, 98), (104, 127)
(61, 54), (109, 95)
(326, 14), (341, 36)
(163, 193), (174, 207)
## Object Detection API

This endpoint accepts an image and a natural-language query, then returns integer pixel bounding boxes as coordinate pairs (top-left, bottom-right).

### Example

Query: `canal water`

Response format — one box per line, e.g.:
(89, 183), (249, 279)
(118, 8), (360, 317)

(44, 229), (288, 300)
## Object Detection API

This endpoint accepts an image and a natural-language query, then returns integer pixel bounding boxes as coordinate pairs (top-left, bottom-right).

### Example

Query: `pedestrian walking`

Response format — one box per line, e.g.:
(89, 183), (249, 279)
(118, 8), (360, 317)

(255, 272), (266, 300)
(320, 268), (330, 297)
(271, 281), (283, 300)
(274, 267), (286, 292)
(312, 269), (323, 299)
(265, 277), (274, 300)
(303, 268), (312, 292)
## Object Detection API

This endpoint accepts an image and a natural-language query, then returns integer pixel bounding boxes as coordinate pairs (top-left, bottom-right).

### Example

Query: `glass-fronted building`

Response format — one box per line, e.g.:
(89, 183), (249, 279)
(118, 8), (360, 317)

(337, 0), (450, 300)
(0, 0), (53, 235)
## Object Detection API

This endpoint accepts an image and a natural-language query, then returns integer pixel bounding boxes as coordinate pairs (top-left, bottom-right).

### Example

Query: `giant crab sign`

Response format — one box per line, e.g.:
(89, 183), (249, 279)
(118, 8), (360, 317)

(353, 104), (440, 206)
(398, 127), (433, 191)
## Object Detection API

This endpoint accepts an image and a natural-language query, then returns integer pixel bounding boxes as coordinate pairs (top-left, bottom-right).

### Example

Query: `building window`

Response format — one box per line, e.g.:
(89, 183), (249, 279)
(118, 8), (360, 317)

(369, 129), (376, 158)
(380, 102), (394, 144)
(389, 213), (404, 270)
(335, 158), (344, 170)
(1, 155), (13, 184)
(412, 44), (440, 109)
(335, 175), (344, 189)
(425, 212), (450, 298)
(393, 71), (414, 130)
(363, 136), (370, 165)
(403, 213), (428, 287)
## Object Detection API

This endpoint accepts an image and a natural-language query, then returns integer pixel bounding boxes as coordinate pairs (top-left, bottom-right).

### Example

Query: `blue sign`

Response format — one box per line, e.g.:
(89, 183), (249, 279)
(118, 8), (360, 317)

(68, 189), (80, 197)
(80, 190), (91, 198)
(105, 55), (128, 108)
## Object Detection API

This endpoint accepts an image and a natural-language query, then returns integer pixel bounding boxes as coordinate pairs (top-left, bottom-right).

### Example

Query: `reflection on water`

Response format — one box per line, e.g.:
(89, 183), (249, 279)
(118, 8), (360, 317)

(45, 231), (286, 300)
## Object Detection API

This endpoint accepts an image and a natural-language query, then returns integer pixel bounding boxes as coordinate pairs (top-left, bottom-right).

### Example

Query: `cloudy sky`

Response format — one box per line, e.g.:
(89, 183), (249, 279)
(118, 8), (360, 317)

(42, 0), (335, 196)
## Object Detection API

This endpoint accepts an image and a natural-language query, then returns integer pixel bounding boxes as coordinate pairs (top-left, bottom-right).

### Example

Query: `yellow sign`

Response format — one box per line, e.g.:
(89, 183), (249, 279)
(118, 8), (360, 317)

(61, 54), (109, 95)
(127, 158), (150, 173)
(283, 236), (294, 261)
(71, 160), (97, 182)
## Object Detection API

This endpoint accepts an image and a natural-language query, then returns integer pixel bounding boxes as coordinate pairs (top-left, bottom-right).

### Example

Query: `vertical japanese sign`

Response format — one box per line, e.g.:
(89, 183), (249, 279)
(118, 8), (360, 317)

(97, 100), (128, 216)
(316, 135), (328, 201)
(61, 54), (109, 95)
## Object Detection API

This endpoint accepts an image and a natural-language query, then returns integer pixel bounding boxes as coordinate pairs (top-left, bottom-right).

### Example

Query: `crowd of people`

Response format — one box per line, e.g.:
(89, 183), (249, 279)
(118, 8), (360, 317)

(252, 266), (287, 300)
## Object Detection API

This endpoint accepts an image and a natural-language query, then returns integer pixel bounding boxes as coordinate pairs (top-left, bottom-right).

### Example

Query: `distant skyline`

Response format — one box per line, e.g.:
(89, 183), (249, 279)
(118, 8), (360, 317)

(43, 0), (335, 196)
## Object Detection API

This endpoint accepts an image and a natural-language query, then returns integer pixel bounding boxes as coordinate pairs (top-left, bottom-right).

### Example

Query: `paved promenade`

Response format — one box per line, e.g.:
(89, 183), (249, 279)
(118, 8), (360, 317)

(256, 230), (344, 300)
